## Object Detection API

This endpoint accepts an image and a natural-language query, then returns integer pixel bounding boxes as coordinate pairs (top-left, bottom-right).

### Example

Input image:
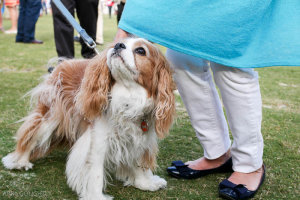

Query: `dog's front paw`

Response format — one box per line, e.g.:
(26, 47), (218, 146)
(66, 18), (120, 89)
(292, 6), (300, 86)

(2, 152), (33, 170)
(152, 175), (167, 189)
(18, 160), (33, 171)
(103, 194), (114, 200)
(134, 175), (167, 191)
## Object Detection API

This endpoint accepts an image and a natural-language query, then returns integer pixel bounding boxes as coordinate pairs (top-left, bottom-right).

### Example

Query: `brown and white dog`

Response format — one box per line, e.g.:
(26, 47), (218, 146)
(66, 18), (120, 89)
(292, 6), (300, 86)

(2, 38), (175, 199)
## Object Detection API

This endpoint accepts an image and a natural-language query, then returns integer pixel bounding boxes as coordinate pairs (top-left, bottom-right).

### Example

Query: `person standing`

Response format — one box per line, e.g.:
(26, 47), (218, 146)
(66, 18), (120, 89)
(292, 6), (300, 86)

(115, 0), (300, 199)
(15, 0), (43, 44)
(106, 0), (113, 19)
(4, 0), (19, 34)
(51, 0), (99, 58)
(0, 0), (4, 32)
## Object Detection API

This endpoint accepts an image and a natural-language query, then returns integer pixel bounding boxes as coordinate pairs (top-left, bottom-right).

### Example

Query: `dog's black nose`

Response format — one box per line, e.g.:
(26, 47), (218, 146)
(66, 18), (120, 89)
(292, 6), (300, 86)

(114, 43), (126, 50)
(48, 66), (54, 73)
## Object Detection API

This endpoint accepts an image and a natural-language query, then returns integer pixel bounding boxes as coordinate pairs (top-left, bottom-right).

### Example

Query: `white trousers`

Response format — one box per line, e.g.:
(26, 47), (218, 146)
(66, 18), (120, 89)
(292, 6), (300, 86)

(166, 49), (263, 173)
(96, 2), (104, 44)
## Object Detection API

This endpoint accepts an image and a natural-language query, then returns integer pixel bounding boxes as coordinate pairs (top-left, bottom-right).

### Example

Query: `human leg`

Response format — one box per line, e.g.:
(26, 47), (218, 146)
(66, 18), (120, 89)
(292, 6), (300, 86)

(211, 64), (263, 173)
(117, 2), (125, 24)
(96, 1), (103, 45)
(22, 0), (41, 42)
(15, 0), (25, 41)
(6, 5), (18, 32)
(211, 63), (264, 192)
(166, 49), (231, 170)
(108, 6), (112, 18)
(51, 0), (75, 58)
(76, 0), (98, 58)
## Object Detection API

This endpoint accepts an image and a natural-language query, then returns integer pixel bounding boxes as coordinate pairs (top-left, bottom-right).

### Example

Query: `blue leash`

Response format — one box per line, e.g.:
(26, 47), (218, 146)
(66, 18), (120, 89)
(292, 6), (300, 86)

(52, 0), (100, 55)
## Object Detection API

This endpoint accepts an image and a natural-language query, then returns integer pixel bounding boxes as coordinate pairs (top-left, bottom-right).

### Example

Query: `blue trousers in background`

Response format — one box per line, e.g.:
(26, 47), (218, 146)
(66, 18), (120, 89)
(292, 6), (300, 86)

(16, 0), (42, 42)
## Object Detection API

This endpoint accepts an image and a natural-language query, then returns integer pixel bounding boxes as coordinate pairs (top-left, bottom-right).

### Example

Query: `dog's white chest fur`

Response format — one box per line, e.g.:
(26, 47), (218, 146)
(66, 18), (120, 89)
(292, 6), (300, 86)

(108, 82), (154, 133)
(104, 82), (156, 168)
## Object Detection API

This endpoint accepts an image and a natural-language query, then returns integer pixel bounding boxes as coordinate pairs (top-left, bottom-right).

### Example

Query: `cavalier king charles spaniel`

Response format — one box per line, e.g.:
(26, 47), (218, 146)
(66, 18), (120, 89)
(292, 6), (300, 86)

(2, 38), (175, 199)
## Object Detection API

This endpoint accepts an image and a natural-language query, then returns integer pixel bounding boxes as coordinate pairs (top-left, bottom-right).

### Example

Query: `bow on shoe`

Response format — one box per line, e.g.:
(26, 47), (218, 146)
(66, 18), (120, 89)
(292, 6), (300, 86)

(167, 160), (202, 179)
(167, 158), (233, 179)
(171, 160), (192, 175)
(219, 179), (254, 200)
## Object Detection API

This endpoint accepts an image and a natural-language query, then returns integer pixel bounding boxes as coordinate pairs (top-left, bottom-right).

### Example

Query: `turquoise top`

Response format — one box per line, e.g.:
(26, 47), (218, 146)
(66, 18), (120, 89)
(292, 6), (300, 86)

(119, 0), (300, 68)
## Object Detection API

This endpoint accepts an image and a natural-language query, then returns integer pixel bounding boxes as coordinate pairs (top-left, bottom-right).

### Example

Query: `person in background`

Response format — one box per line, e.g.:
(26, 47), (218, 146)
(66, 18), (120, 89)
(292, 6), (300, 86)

(41, 0), (47, 15)
(106, 0), (113, 19)
(4, 0), (19, 34)
(0, 0), (4, 32)
(15, 0), (43, 44)
(116, 0), (125, 24)
(96, 0), (103, 45)
(51, 0), (99, 59)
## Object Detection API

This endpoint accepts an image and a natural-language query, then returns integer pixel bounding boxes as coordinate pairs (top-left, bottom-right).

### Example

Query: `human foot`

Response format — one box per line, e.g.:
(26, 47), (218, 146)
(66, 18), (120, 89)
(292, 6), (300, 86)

(219, 165), (265, 200)
(186, 150), (231, 170)
(227, 165), (265, 191)
(167, 150), (232, 179)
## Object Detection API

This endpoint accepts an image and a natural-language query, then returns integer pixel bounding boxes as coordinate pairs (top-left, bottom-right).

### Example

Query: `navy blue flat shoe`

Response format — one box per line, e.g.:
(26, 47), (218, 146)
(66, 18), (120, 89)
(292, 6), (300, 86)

(167, 158), (233, 179)
(219, 165), (266, 200)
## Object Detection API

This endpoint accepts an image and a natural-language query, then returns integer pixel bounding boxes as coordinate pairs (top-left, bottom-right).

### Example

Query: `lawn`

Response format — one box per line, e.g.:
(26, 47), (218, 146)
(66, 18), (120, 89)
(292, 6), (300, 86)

(0, 15), (299, 200)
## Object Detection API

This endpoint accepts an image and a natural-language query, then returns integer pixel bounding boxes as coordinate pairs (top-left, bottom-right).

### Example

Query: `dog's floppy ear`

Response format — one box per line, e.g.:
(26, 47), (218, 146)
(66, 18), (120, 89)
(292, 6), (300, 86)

(75, 51), (112, 120)
(154, 53), (175, 139)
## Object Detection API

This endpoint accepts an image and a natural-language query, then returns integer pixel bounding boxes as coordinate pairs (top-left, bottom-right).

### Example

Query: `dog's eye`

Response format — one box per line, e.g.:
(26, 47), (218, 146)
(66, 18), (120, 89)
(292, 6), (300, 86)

(134, 47), (146, 56)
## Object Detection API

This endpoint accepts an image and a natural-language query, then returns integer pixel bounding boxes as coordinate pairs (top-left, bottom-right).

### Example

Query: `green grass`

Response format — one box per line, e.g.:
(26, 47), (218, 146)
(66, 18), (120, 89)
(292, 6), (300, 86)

(1, 15), (300, 200)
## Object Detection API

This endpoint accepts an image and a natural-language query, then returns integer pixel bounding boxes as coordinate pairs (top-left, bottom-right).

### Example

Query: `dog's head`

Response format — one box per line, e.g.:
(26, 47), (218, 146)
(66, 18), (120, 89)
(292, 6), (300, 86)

(77, 37), (175, 138)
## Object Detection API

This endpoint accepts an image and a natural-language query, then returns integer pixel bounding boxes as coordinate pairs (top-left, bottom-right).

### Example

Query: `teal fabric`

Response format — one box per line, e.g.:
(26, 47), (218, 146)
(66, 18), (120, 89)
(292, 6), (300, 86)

(119, 0), (300, 68)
